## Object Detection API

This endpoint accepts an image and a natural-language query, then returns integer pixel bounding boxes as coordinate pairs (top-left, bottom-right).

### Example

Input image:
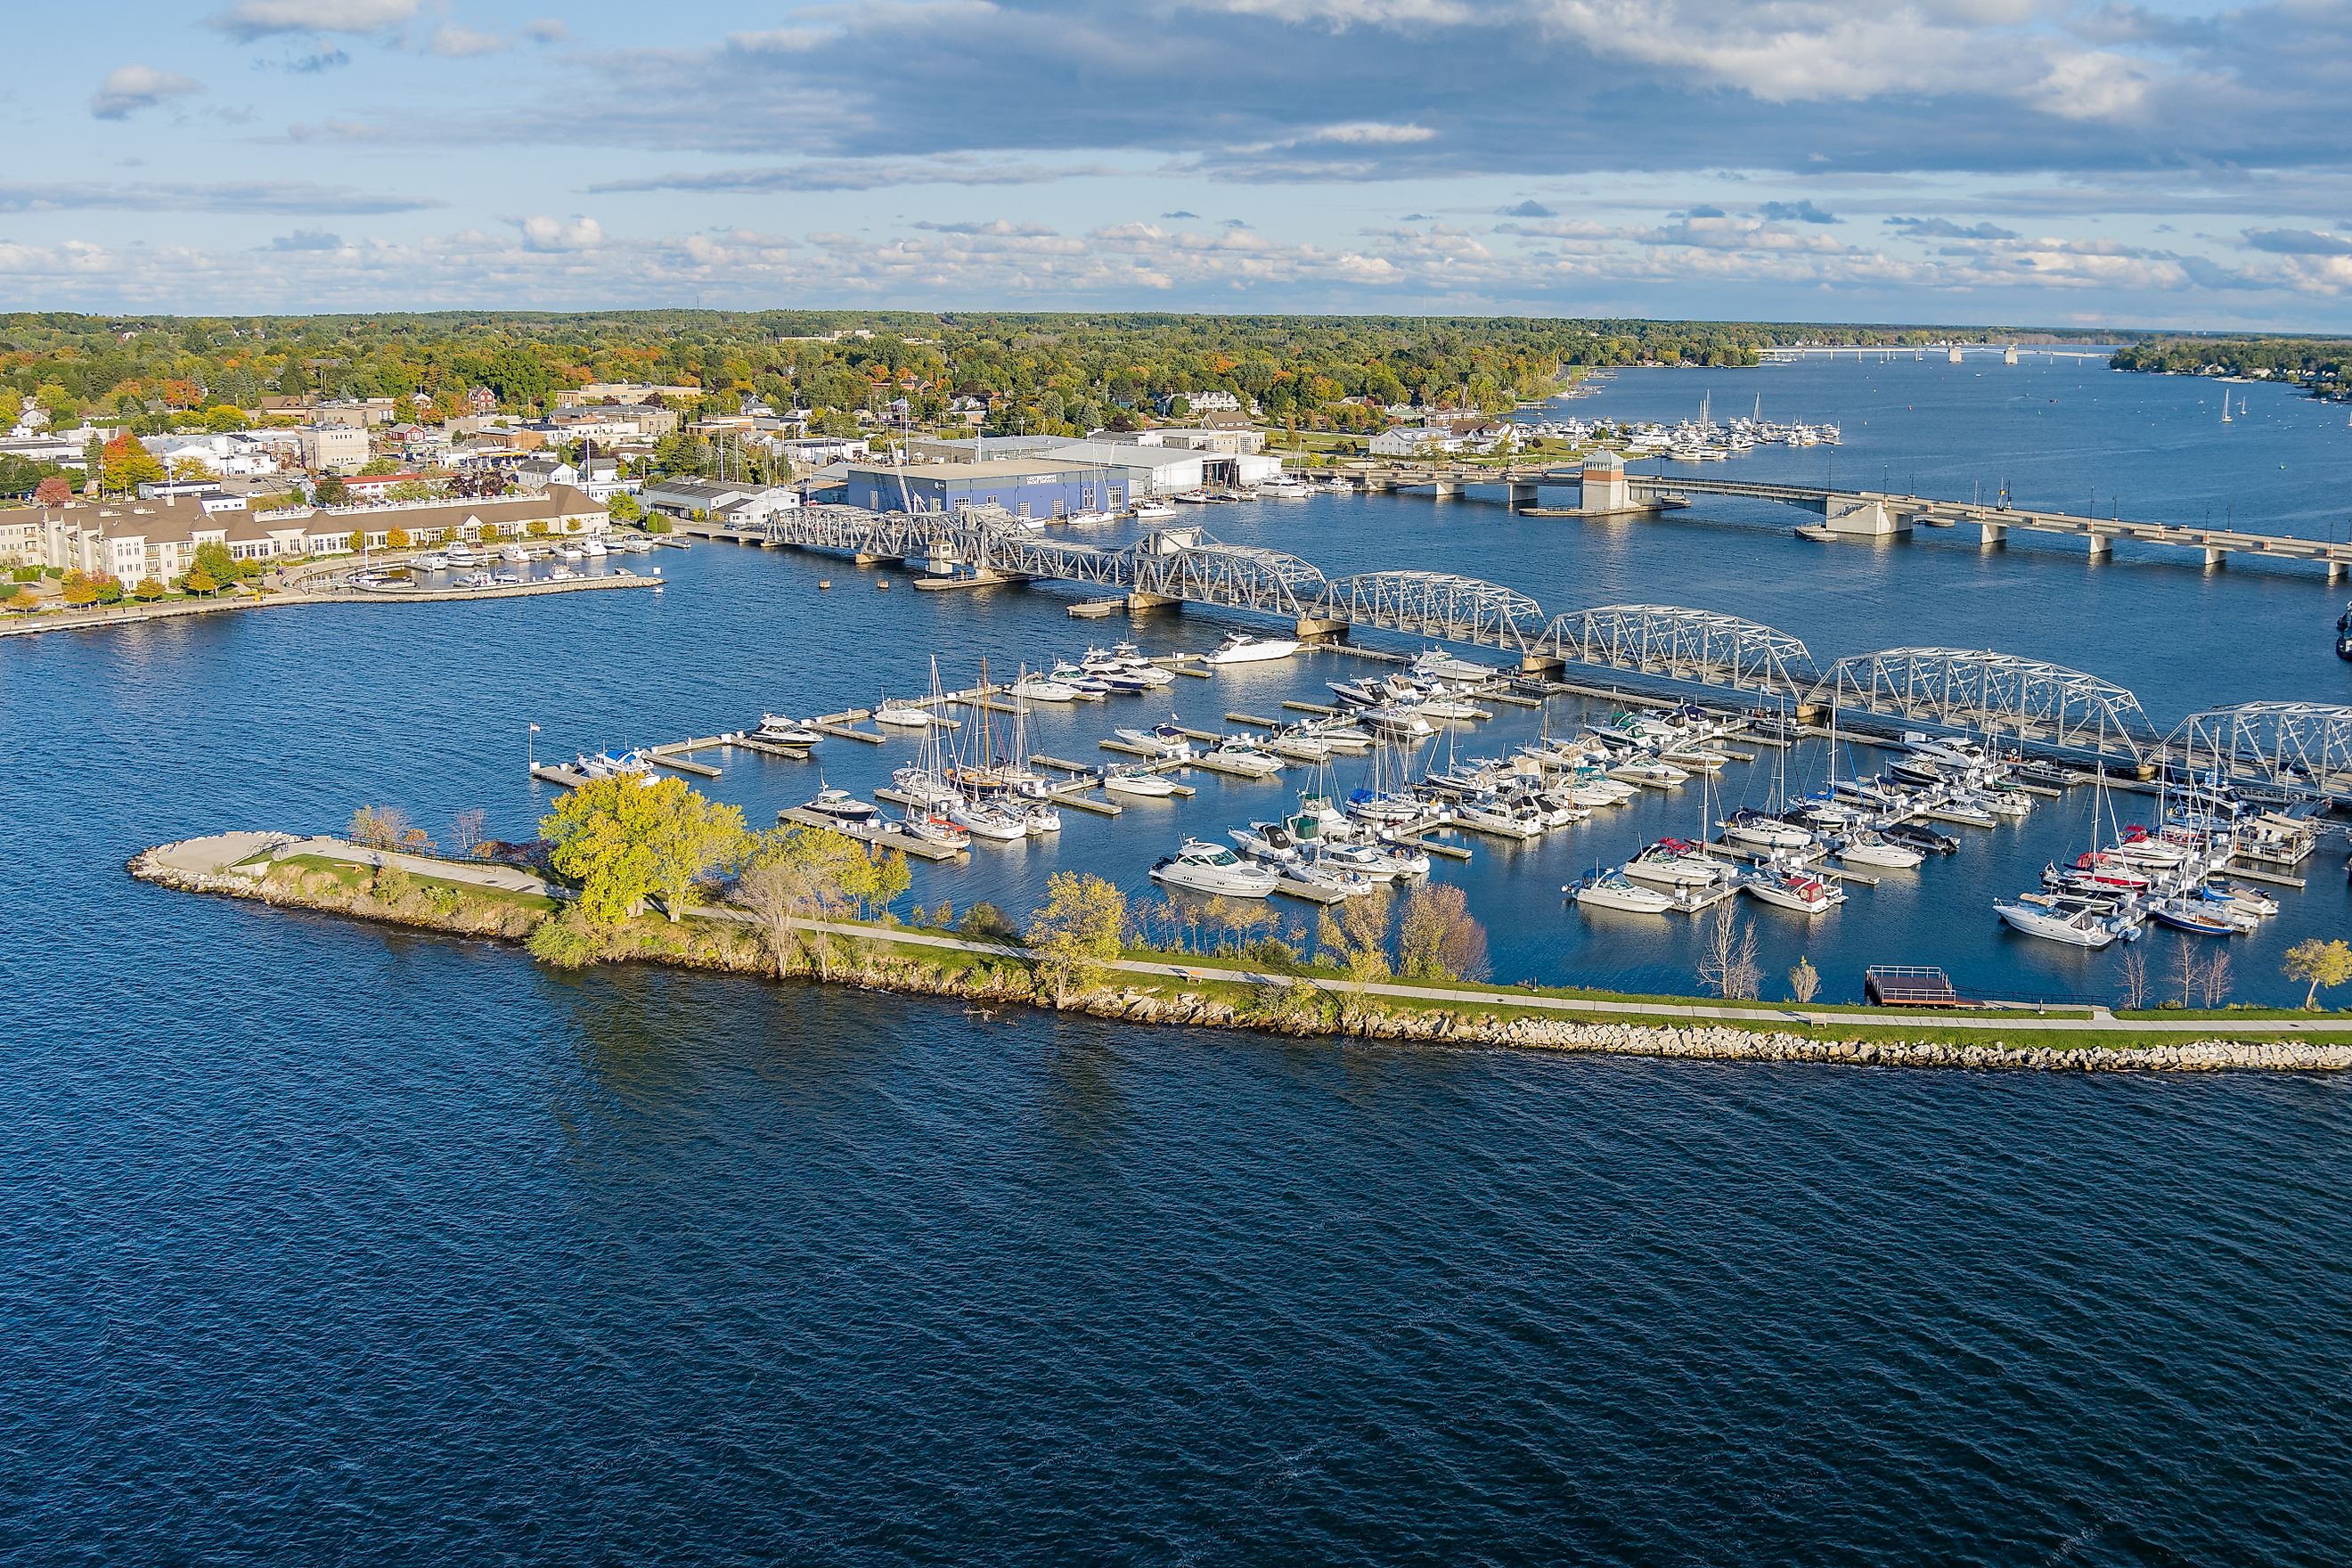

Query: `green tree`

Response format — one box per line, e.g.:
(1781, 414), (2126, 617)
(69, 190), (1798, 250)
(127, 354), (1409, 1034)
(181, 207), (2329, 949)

(2283, 938), (2352, 1009)
(134, 576), (165, 601)
(1317, 886), (1394, 1033)
(93, 575), (124, 604)
(607, 491), (643, 525)
(315, 476), (348, 505)
(100, 433), (164, 494)
(738, 823), (907, 976)
(191, 540), (238, 584)
(543, 774), (747, 926)
(182, 568), (218, 596)
(1026, 870), (1126, 1005)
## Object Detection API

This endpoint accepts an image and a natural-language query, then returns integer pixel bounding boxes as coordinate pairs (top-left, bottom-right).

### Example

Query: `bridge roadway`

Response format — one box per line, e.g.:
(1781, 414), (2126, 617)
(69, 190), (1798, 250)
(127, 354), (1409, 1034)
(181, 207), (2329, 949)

(759, 503), (2352, 783)
(1337, 464), (2352, 577)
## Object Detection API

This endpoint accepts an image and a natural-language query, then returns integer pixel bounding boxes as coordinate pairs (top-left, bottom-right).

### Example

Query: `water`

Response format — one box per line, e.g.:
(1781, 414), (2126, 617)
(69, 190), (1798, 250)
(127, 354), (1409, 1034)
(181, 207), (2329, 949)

(7, 358), (2352, 1563)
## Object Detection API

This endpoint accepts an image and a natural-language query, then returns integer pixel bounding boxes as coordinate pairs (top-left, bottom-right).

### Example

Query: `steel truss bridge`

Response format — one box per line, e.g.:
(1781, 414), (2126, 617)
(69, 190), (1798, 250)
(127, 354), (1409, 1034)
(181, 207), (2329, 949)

(762, 506), (2333, 786)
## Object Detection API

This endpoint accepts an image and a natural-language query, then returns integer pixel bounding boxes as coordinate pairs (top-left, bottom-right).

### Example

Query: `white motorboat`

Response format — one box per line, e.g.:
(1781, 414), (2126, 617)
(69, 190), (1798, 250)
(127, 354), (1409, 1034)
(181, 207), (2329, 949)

(1270, 734), (1338, 764)
(1103, 768), (1177, 798)
(418, 553), (450, 572)
(891, 764), (961, 807)
(1207, 742), (1284, 777)
(1107, 642), (1175, 685)
(1319, 840), (1430, 880)
(1455, 798), (1545, 840)
(1622, 838), (1730, 888)
(1570, 870), (1677, 914)
(1281, 860), (1379, 900)
(1013, 673), (1082, 702)
(800, 785), (878, 824)
(874, 700), (939, 729)
(1412, 649), (1497, 684)
(1996, 901), (2122, 949)
(1833, 829), (1924, 869)
(1114, 724), (1194, 760)
(1131, 500), (1180, 519)
(755, 715), (823, 746)
(1023, 804), (1064, 834)
(1417, 696), (1482, 722)
(1204, 633), (1301, 666)
(560, 545), (584, 562)
(1150, 838), (1280, 897)
(1744, 865), (1844, 915)
(581, 538), (608, 558)
(497, 543), (525, 563)
(1360, 705), (1436, 742)
(1608, 757), (1689, 789)
(446, 542), (482, 568)
(1048, 660), (1113, 698)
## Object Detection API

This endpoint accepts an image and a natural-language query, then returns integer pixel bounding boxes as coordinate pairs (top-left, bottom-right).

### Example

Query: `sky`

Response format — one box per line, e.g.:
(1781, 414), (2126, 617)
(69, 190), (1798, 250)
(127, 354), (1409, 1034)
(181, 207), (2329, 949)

(10, 0), (2352, 329)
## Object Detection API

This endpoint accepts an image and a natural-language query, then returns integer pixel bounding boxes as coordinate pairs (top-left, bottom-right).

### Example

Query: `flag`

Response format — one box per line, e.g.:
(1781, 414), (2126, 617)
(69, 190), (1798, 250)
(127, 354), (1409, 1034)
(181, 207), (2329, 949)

(528, 723), (541, 732)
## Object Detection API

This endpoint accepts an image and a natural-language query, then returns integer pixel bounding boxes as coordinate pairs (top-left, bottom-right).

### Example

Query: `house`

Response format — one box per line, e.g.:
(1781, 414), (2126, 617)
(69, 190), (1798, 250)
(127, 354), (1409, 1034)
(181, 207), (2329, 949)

(314, 398), (399, 429)
(1129, 422), (1265, 456)
(511, 457), (581, 491)
(552, 382), (700, 408)
(639, 478), (799, 527)
(1370, 426), (1460, 457)
(467, 387), (497, 415)
(342, 472), (429, 502)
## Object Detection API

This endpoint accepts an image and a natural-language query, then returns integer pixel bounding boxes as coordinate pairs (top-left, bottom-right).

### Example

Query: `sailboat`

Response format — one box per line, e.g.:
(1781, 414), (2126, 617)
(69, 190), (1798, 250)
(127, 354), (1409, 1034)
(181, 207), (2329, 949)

(894, 658), (970, 849)
(2220, 388), (2233, 425)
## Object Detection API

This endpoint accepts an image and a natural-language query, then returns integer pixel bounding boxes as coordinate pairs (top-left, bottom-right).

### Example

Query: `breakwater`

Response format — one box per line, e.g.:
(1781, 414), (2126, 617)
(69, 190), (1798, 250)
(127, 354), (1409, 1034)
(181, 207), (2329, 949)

(129, 835), (2352, 1074)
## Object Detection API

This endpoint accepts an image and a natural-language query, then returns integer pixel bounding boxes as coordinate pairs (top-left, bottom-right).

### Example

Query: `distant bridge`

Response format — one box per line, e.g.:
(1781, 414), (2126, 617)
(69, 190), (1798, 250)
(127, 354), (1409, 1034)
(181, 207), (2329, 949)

(755, 505), (2343, 781)
(1341, 463), (2352, 578)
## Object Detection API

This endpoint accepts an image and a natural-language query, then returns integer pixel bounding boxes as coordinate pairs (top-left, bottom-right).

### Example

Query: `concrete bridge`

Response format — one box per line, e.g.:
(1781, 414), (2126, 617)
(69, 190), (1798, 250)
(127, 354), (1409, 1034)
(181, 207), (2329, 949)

(1338, 461), (2352, 578)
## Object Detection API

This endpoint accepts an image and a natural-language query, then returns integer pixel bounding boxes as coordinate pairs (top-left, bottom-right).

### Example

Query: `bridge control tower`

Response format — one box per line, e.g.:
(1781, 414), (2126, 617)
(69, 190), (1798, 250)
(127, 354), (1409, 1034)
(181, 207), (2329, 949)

(1578, 448), (1630, 514)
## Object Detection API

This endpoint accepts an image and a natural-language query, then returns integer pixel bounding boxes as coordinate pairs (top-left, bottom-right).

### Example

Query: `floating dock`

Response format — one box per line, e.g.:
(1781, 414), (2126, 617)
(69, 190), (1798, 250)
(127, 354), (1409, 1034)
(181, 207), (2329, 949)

(777, 806), (968, 860)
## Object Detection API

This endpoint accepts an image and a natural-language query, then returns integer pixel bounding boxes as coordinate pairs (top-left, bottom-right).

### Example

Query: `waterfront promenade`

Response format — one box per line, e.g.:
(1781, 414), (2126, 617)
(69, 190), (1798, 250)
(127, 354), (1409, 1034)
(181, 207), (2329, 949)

(0, 566), (657, 639)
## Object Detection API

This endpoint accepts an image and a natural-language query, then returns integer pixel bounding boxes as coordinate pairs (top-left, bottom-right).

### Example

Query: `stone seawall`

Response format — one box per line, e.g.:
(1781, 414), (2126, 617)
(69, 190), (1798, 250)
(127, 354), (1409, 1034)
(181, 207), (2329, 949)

(129, 840), (2352, 1074)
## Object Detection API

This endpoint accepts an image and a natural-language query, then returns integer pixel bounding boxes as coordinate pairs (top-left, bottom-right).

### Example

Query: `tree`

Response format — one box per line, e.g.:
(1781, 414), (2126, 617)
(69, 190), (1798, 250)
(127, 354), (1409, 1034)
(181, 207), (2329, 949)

(33, 476), (71, 506)
(348, 804), (411, 850)
(192, 540), (238, 584)
(100, 433), (164, 494)
(1396, 883), (1490, 984)
(450, 807), (487, 858)
(1786, 955), (1820, 1005)
(2283, 938), (2352, 1009)
(386, 527), (411, 550)
(738, 823), (906, 977)
(607, 492), (642, 525)
(1318, 886), (1395, 1033)
(2118, 944), (2151, 1011)
(1696, 906), (1760, 1000)
(1027, 871), (1126, 1005)
(93, 576), (124, 604)
(134, 576), (165, 601)
(543, 774), (746, 926)
(315, 476), (348, 506)
(182, 568), (218, 596)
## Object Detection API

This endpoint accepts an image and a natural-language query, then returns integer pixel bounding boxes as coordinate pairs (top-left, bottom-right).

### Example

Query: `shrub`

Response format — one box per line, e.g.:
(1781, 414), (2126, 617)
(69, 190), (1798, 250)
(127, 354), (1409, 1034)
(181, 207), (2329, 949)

(371, 864), (415, 906)
(959, 902), (1019, 940)
(526, 908), (602, 968)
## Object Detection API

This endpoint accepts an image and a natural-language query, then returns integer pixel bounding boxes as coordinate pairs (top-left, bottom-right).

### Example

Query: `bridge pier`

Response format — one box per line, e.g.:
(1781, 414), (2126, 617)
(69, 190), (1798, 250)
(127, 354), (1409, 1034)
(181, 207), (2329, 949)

(2203, 546), (2228, 570)
(1294, 616), (1350, 643)
(1517, 653), (1564, 676)
(1979, 520), (2007, 548)
(854, 551), (888, 566)
(2087, 532), (2112, 560)
(1821, 494), (1905, 537)
(2331, 560), (2346, 585)
(1578, 450), (1629, 515)
(1125, 591), (1179, 612)
(1505, 479), (1539, 511)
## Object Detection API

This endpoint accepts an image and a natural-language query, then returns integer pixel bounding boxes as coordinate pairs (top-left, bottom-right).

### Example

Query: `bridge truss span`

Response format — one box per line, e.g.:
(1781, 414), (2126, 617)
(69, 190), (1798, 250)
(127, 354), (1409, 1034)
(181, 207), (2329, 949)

(1313, 571), (1546, 650)
(1532, 603), (1814, 696)
(1809, 647), (2160, 759)
(2168, 702), (2352, 790)
(1137, 543), (1328, 617)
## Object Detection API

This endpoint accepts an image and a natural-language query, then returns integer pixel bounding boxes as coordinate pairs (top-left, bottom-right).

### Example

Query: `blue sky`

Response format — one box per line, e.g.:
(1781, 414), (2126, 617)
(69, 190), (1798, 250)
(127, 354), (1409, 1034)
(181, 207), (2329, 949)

(11, 0), (2352, 327)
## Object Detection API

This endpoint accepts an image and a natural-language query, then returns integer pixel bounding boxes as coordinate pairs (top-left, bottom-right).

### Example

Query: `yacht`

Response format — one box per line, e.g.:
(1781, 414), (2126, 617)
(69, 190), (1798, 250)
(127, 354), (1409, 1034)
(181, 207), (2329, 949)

(1047, 660), (1113, 698)
(799, 785), (878, 825)
(498, 543), (526, 563)
(950, 798), (1030, 844)
(1012, 672), (1082, 702)
(560, 544), (584, 562)
(418, 553), (450, 572)
(1570, 870), (1677, 914)
(1622, 838), (1730, 887)
(1996, 899), (2125, 949)
(1102, 767), (1177, 798)
(1744, 864), (1844, 915)
(1319, 839), (1431, 880)
(1360, 705), (1436, 742)
(1108, 642), (1175, 685)
(580, 538), (608, 558)
(1608, 756), (1690, 789)
(1206, 741), (1284, 777)
(874, 700), (939, 729)
(1023, 803), (1064, 835)
(1205, 633), (1301, 666)
(1150, 838), (1280, 897)
(1131, 499), (1180, 519)
(1833, 828), (1925, 869)
(755, 715), (823, 746)
(446, 542), (482, 568)
(1721, 807), (1811, 850)
(1114, 723), (1194, 760)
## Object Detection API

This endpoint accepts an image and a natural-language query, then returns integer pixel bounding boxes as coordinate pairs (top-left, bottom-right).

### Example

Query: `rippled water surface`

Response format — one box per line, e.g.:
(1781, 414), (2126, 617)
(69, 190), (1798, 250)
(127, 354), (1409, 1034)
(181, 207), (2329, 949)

(6, 359), (2352, 1564)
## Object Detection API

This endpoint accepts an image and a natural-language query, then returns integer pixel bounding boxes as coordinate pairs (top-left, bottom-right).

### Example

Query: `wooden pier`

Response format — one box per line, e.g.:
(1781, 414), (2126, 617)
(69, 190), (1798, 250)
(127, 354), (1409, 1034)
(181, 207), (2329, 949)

(777, 806), (968, 860)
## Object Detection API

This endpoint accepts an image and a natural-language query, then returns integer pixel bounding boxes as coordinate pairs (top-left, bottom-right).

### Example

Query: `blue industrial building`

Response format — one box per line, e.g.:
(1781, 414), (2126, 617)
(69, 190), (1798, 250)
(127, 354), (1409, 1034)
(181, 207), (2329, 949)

(841, 457), (1129, 518)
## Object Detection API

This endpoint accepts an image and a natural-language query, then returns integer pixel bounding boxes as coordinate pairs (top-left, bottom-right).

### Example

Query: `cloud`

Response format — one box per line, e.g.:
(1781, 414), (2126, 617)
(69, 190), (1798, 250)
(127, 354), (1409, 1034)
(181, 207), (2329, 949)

(1759, 199), (1836, 224)
(911, 219), (1058, 236)
(285, 45), (351, 72)
(1501, 200), (1556, 217)
(1163, 209), (1200, 218)
(206, 0), (420, 38)
(1685, 204), (1726, 217)
(430, 24), (505, 57)
(1299, 120), (1435, 144)
(90, 66), (203, 120)
(287, 118), (386, 142)
(0, 179), (437, 215)
(1885, 215), (2021, 241)
(522, 18), (568, 44)
(2243, 227), (2352, 257)
(590, 157), (1115, 194)
(514, 214), (603, 251)
(265, 229), (346, 250)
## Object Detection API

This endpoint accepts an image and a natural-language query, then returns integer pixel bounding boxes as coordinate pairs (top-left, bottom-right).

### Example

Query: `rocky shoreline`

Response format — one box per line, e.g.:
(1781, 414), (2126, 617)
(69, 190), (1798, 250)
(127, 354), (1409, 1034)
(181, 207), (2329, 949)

(130, 840), (2352, 1074)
